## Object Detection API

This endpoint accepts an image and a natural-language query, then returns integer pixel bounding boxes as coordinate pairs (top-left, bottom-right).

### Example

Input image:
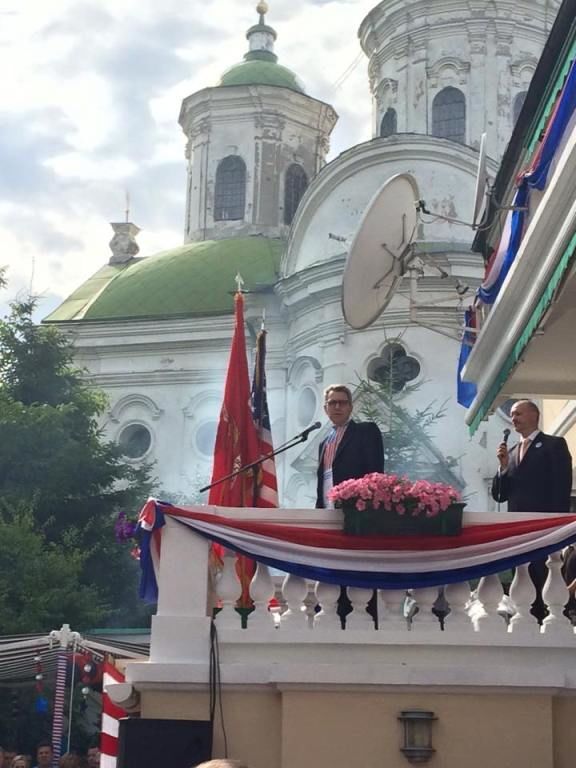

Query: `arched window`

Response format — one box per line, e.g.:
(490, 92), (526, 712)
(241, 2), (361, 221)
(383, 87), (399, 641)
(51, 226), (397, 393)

(380, 108), (397, 138)
(284, 164), (308, 225)
(432, 87), (466, 143)
(513, 91), (528, 124)
(214, 156), (246, 221)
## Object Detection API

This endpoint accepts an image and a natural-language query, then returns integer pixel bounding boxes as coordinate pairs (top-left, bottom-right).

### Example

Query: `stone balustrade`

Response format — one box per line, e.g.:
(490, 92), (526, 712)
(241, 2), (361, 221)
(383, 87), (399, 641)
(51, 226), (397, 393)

(146, 508), (575, 669)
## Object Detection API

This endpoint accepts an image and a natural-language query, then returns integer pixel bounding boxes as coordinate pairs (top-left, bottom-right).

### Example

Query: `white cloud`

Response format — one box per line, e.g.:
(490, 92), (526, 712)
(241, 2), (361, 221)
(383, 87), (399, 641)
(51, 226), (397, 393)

(0, 0), (377, 318)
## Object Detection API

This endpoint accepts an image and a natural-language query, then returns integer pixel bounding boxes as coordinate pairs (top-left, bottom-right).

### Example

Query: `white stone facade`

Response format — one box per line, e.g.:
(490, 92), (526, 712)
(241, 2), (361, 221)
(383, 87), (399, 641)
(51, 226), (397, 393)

(179, 86), (337, 243)
(59, 1), (561, 511)
(360, 0), (559, 159)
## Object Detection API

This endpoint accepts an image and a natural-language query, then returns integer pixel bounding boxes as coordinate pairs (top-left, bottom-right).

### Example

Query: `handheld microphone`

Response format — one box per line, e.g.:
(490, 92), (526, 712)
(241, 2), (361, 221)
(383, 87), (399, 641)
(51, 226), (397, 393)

(502, 428), (511, 445)
(299, 421), (322, 440)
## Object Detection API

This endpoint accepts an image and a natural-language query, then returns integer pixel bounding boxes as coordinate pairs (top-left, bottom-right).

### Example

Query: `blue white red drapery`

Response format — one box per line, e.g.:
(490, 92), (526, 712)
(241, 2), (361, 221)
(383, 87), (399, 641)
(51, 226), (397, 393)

(137, 500), (576, 601)
(457, 57), (576, 401)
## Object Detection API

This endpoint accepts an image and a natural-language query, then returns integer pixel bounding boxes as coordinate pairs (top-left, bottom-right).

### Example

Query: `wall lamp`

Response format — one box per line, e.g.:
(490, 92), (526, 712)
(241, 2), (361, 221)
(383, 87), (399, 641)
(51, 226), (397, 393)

(398, 710), (437, 763)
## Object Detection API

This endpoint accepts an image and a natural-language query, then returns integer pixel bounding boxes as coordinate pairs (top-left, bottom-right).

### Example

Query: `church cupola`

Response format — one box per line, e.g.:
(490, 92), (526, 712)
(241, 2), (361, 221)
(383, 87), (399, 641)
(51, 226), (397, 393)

(179, 3), (337, 243)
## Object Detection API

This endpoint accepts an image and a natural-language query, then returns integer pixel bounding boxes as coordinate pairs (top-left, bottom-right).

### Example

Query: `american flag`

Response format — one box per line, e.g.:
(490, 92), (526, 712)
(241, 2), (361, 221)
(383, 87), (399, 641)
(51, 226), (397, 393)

(251, 329), (278, 508)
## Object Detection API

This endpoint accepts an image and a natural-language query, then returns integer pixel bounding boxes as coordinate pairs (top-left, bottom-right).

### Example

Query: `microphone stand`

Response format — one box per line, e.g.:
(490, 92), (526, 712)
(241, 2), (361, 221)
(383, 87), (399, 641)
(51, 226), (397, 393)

(199, 429), (319, 495)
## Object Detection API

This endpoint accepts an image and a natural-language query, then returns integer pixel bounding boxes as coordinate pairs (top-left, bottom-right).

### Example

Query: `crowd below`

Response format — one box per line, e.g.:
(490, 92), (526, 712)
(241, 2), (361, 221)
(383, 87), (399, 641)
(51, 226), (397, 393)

(0, 742), (99, 768)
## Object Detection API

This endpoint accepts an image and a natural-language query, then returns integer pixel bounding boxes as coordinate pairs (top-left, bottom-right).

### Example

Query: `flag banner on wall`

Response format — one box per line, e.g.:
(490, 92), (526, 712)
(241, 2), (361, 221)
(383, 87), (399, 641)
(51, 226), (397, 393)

(137, 500), (576, 597)
(251, 328), (279, 508)
(477, 56), (576, 307)
(457, 307), (478, 407)
(100, 661), (127, 768)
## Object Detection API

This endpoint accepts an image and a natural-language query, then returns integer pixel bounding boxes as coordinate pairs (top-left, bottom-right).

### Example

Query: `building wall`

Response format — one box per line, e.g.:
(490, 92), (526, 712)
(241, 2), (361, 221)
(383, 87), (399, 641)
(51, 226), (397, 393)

(138, 687), (576, 768)
(359, 0), (560, 160)
(179, 86), (336, 243)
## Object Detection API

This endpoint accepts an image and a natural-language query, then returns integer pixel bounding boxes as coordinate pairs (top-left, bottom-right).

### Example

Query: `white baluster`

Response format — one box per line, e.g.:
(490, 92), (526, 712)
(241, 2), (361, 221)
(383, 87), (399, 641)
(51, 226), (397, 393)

(377, 589), (408, 631)
(214, 550), (242, 629)
(542, 552), (573, 637)
(474, 573), (505, 632)
(303, 587), (318, 628)
(345, 587), (375, 630)
(314, 581), (342, 629)
(281, 573), (309, 628)
(411, 587), (441, 630)
(247, 562), (276, 630)
(508, 564), (539, 635)
(444, 581), (473, 631)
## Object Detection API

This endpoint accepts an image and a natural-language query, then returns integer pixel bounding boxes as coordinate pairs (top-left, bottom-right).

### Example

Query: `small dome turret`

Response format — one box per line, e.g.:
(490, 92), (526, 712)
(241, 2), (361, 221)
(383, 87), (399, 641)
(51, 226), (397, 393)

(218, 3), (305, 93)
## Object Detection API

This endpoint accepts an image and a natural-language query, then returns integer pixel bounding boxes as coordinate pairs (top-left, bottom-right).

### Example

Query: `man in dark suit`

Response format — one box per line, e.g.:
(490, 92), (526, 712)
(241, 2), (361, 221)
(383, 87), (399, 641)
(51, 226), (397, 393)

(492, 399), (573, 621)
(316, 384), (384, 509)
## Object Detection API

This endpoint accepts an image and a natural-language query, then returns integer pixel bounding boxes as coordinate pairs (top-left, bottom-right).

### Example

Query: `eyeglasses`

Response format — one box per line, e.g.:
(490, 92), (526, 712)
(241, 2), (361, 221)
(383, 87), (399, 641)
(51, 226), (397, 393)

(325, 399), (351, 407)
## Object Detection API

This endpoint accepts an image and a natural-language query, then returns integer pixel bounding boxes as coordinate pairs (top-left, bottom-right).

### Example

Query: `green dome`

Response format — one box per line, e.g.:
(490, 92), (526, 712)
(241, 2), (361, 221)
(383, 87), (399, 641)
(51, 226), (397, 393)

(45, 237), (284, 323)
(219, 58), (305, 94)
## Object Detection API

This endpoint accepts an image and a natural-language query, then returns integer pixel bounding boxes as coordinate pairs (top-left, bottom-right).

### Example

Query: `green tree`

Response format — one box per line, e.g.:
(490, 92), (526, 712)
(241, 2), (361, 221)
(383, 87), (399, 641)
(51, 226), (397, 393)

(354, 348), (461, 487)
(0, 293), (154, 633)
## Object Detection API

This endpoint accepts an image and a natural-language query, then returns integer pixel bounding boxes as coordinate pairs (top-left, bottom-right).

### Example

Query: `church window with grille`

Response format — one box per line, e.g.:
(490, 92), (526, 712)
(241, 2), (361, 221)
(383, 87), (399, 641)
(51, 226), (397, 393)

(368, 343), (421, 393)
(214, 156), (246, 221)
(432, 87), (466, 143)
(513, 91), (528, 124)
(380, 108), (397, 138)
(284, 164), (308, 225)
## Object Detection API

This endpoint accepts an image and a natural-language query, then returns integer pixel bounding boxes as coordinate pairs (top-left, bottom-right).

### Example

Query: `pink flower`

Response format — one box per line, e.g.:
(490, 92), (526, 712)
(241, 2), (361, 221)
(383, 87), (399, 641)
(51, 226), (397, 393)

(330, 472), (462, 519)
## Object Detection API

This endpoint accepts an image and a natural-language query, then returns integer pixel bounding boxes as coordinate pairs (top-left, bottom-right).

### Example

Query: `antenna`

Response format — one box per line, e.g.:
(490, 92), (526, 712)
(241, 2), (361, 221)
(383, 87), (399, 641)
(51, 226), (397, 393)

(342, 173), (419, 330)
(472, 133), (488, 229)
(125, 191), (130, 223)
(342, 173), (470, 341)
(416, 133), (497, 230)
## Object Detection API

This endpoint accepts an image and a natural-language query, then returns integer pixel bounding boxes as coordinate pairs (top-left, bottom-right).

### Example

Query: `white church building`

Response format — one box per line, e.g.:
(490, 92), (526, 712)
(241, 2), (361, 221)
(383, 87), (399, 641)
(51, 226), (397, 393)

(44, 0), (561, 510)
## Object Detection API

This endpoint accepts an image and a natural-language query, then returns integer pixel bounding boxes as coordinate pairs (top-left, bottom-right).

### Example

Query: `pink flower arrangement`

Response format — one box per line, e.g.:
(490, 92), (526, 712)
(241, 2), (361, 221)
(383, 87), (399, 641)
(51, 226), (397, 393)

(328, 472), (462, 517)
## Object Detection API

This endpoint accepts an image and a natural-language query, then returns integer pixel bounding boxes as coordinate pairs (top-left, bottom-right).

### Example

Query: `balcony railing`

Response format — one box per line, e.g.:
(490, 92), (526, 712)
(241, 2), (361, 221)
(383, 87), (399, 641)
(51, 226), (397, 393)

(143, 508), (576, 671)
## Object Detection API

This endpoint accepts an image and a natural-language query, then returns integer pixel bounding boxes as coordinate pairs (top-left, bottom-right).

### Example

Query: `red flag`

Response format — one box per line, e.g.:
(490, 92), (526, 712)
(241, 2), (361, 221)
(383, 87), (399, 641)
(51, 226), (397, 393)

(209, 292), (261, 507)
(209, 292), (261, 605)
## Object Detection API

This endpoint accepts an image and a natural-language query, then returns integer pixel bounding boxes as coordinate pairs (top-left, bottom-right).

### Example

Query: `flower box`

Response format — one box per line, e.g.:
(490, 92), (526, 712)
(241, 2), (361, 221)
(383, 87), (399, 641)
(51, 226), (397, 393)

(341, 501), (465, 537)
(329, 473), (465, 537)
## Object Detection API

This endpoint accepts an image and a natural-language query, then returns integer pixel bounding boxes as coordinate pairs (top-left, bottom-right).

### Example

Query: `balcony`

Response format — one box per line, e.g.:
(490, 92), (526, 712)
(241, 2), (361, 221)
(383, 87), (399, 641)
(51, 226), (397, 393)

(123, 507), (576, 697)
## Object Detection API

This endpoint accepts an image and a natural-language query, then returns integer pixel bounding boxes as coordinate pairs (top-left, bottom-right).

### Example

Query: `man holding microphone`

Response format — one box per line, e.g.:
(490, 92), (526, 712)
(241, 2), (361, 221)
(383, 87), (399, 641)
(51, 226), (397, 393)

(492, 399), (573, 621)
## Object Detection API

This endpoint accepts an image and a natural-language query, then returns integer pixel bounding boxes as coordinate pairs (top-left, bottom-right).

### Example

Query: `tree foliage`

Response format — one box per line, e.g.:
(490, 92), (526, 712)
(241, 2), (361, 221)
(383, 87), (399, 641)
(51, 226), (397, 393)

(355, 373), (458, 485)
(0, 293), (154, 633)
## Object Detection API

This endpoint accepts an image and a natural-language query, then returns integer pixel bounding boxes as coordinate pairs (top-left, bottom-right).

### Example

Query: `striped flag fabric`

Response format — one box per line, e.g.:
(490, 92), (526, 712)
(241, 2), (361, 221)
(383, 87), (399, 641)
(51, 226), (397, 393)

(101, 661), (127, 768)
(51, 650), (68, 764)
(138, 502), (576, 594)
(251, 328), (278, 508)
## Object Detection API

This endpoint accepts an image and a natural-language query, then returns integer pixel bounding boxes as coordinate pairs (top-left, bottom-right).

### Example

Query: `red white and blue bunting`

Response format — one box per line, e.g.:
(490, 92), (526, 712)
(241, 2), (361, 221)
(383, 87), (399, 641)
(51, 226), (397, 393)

(137, 500), (576, 601)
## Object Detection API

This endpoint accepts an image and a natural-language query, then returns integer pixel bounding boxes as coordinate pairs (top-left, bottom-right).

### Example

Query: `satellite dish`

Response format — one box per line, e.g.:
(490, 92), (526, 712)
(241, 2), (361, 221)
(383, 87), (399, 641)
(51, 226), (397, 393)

(472, 132), (488, 228)
(342, 173), (419, 330)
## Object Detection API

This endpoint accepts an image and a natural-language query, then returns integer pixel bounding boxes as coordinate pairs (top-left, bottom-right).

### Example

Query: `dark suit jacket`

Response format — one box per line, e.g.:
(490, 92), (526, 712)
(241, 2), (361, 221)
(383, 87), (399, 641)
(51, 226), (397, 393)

(316, 420), (384, 508)
(491, 431), (572, 513)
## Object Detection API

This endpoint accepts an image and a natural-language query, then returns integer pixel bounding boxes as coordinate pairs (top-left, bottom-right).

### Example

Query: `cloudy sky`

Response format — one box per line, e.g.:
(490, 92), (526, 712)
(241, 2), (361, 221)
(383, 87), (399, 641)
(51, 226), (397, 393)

(0, 0), (376, 318)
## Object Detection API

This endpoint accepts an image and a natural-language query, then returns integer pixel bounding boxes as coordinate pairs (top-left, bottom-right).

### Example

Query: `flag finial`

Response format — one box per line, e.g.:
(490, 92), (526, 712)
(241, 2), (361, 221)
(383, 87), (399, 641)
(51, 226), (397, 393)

(235, 273), (245, 293)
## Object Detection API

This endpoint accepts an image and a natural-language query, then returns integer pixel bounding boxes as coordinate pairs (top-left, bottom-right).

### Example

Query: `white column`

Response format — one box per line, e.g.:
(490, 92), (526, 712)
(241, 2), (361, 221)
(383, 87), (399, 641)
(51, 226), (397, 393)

(508, 564), (539, 635)
(247, 563), (276, 630)
(346, 587), (375, 631)
(150, 516), (212, 662)
(474, 573), (505, 633)
(214, 550), (243, 630)
(444, 581), (474, 631)
(542, 552), (573, 637)
(281, 574), (309, 628)
(314, 581), (342, 630)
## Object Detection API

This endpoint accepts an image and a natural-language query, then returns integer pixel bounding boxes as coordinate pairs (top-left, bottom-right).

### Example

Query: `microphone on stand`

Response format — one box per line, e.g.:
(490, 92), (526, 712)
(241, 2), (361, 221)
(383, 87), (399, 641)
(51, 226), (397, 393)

(298, 421), (322, 440)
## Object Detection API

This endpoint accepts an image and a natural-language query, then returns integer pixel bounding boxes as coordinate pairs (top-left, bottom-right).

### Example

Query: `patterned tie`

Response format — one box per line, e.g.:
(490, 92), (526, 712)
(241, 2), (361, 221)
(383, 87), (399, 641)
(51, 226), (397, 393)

(519, 437), (531, 462)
